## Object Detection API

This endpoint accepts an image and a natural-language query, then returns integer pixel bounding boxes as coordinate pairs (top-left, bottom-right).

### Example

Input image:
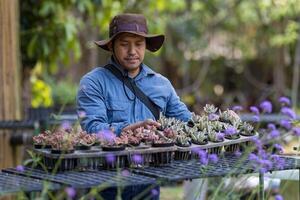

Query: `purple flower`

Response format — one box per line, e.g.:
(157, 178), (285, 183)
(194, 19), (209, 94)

(269, 130), (280, 138)
(200, 156), (208, 165)
(251, 136), (262, 148)
(132, 154), (143, 164)
(252, 115), (260, 122)
(106, 153), (116, 164)
(65, 187), (76, 199)
(274, 144), (284, 153)
(208, 154), (218, 163)
(99, 129), (116, 143)
(234, 151), (242, 157)
(216, 132), (225, 141)
(121, 169), (130, 177)
(16, 165), (25, 172)
(280, 107), (296, 119)
(280, 119), (292, 130)
(249, 153), (259, 162)
(279, 96), (291, 107)
(260, 159), (273, 170)
(259, 100), (272, 113)
(250, 106), (260, 115)
(61, 121), (72, 131)
(208, 113), (219, 121)
(151, 189), (159, 196)
(259, 167), (268, 174)
(197, 149), (207, 158)
(275, 194), (284, 200)
(232, 105), (243, 112)
(271, 155), (285, 169)
(267, 123), (276, 131)
(292, 127), (300, 136)
(224, 126), (237, 136)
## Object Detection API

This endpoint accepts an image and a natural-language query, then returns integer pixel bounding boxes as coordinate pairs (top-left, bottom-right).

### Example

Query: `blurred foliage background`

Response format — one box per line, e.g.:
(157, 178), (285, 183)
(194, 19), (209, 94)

(20, 0), (300, 113)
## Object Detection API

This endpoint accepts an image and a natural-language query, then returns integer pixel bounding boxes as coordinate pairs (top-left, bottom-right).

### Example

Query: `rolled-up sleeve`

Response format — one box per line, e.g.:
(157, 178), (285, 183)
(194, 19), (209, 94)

(76, 76), (128, 135)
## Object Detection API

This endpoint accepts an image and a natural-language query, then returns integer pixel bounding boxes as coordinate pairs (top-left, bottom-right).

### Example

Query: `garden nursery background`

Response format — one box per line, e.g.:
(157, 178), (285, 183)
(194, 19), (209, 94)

(0, 0), (300, 199)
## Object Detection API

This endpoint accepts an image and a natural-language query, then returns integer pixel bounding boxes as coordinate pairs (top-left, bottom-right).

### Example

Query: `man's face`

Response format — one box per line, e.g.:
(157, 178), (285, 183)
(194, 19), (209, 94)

(111, 33), (146, 75)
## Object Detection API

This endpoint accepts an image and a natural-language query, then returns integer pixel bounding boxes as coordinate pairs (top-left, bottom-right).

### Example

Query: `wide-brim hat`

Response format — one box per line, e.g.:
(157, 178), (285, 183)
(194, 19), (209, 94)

(95, 13), (165, 52)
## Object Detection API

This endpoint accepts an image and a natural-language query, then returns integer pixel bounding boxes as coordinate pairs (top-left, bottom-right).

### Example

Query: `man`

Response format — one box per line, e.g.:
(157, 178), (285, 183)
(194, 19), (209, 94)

(77, 13), (191, 135)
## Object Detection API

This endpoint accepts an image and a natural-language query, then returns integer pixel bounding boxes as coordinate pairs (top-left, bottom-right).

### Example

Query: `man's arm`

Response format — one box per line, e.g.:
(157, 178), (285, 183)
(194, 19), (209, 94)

(165, 81), (192, 121)
(77, 76), (129, 135)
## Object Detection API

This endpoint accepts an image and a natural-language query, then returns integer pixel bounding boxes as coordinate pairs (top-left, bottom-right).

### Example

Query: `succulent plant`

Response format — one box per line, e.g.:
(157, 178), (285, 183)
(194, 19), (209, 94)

(207, 127), (224, 142)
(190, 131), (207, 145)
(33, 130), (53, 146)
(219, 109), (242, 125)
(49, 131), (76, 151)
(239, 122), (255, 136)
(158, 115), (184, 130)
(224, 125), (240, 139)
(204, 104), (218, 114)
(76, 131), (96, 146)
(176, 133), (191, 147)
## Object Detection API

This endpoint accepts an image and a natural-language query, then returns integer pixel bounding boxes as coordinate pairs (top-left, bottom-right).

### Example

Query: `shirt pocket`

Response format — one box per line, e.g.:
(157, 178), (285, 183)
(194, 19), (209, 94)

(106, 100), (130, 123)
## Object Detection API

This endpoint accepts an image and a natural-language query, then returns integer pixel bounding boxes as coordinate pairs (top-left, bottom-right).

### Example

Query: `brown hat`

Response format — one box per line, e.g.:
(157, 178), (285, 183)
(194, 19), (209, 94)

(95, 13), (165, 52)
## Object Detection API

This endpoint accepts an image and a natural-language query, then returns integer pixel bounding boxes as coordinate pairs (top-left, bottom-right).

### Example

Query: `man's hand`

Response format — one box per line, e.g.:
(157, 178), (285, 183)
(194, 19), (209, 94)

(123, 119), (161, 131)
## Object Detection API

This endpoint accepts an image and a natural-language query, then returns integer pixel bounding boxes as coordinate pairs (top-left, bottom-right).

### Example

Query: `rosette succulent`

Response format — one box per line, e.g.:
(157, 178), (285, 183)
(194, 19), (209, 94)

(190, 130), (207, 145)
(219, 109), (242, 125)
(176, 133), (191, 147)
(203, 104), (218, 114)
(49, 131), (76, 151)
(207, 127), (224, 143)
(239, 122), (255, 136)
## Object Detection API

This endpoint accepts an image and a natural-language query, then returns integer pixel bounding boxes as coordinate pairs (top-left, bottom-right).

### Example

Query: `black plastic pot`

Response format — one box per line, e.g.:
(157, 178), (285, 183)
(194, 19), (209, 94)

(102, 145), (126, 151)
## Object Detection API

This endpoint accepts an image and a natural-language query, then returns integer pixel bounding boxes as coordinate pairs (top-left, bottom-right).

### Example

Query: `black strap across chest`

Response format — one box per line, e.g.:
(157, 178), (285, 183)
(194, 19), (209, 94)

(104, 64), (160, 120)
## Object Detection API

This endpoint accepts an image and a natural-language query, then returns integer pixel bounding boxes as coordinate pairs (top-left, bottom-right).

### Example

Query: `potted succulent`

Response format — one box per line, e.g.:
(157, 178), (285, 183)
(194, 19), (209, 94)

(33, 131), (52, 149)
(175, 132), (191, 147)
(174, 132), (191, 160)
(190, 130), (208, 145)
(152, 128), (176, 147)
(207, 128), (224, 154)
(239, 122), (256, 136)
(120, 128), (142, 147)
(101, 136), (126, 151)
(224, 125), (240, 140)
(223, 125), (241, 153)
(74, 131), (96, 150)
(219, 109), (241, 125)
(141, 128), (159, 145)
(49, 131), (76, 154)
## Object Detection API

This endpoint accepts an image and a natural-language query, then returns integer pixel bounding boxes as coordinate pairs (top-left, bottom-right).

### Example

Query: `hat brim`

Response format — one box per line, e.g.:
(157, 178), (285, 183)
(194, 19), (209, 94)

(94, 31), (165, 52)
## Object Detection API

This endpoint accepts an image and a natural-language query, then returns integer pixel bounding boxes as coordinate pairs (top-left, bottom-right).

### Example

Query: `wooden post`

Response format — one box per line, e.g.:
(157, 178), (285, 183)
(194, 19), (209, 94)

(0, 0), (22, 170)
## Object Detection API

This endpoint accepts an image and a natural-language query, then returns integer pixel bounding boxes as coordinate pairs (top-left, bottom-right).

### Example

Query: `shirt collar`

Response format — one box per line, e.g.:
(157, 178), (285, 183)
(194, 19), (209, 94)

(108, 56), (156, 79)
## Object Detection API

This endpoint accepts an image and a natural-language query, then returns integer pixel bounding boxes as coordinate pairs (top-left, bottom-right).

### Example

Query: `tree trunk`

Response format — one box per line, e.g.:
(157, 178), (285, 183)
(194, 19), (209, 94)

(0, 0), (22, 170)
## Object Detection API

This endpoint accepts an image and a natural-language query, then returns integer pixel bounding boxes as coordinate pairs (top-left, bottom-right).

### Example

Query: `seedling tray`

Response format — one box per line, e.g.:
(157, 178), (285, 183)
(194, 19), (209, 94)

(2, 167), (156, 189)
(132, 154), (300, 182)
(0, 172), (60, 194)
(33, 145), (177, 170)
(176, 134), (258, 153)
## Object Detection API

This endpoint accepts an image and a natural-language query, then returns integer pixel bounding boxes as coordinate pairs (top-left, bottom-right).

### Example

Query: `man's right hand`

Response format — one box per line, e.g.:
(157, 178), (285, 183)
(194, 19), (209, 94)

(122, 119), (161, 131)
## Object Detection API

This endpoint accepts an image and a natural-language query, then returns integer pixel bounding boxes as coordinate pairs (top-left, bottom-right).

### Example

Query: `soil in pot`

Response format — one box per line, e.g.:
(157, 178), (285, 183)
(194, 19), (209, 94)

(51, 149), (75, 154)
(152, 142), (174, 148)
(34, 144), (52, 149)
(102, 145), (126, 151)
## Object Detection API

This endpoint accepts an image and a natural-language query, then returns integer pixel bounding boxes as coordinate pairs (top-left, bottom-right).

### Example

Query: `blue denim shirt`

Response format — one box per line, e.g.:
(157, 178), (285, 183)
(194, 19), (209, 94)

(77, 58), (191, 135)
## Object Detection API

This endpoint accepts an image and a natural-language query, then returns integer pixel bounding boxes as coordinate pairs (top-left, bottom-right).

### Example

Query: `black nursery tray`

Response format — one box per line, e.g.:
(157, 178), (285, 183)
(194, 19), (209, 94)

(176, 133), (258, 152)
(33, 145), (177, 159)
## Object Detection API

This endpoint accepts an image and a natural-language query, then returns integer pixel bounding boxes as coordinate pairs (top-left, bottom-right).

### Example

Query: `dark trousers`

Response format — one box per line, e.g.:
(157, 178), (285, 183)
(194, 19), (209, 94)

(99, 184), (160, 200)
